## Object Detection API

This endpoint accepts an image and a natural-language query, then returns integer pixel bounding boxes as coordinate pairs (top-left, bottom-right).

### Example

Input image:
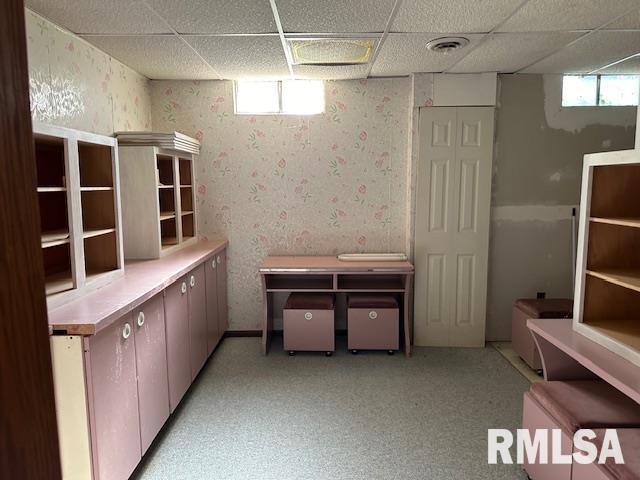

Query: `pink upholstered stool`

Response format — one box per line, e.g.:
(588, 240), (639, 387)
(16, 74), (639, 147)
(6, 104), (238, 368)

(572, 428), (640, 480)
(512, 298), (573, 370)
(347, 294), (399, 355)
(522, 380), (640, 480)
(283, 293), (335, 356)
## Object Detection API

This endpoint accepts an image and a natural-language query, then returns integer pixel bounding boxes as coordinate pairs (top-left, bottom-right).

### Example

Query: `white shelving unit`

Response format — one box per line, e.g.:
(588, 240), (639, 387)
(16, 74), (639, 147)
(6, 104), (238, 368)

(574, 148), (640, 366)
(34, 122), (124, 308)
(118, 145), (197, 259)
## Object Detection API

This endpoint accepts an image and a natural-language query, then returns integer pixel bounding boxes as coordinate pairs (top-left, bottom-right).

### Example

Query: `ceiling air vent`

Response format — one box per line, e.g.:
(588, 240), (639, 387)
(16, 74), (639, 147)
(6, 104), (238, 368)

(426, 37), (469, 54)
(288, 38), (375, 66)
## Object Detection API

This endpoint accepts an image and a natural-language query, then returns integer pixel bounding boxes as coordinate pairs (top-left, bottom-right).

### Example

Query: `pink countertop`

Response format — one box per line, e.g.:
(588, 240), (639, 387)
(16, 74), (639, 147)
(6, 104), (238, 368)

(528, 318), (640, 404)
(48, 239), (227, 335)
(260, 255), (414, 273)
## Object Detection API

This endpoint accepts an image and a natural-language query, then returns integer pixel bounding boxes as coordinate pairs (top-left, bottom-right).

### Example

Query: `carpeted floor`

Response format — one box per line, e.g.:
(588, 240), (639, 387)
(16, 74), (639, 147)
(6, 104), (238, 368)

(132, 337), (530, 480)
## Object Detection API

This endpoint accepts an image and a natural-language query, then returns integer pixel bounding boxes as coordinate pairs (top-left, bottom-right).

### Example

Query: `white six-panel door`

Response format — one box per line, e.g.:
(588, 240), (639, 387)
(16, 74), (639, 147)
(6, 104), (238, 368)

(414, 107), (495, 347)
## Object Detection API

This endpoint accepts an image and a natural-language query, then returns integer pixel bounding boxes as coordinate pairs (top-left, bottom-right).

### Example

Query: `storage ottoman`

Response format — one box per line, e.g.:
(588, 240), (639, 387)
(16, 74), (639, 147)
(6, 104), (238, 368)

(512, 298), (573, 370)
(522, 380), (640, 480)
(283, 293), (335, 356)
(572, 428), (640, 480)
(347, 294), (399, 354)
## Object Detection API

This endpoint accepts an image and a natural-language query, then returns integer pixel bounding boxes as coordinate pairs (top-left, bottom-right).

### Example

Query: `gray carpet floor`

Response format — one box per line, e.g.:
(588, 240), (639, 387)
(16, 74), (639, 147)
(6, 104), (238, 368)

(133, 337), (530, 480)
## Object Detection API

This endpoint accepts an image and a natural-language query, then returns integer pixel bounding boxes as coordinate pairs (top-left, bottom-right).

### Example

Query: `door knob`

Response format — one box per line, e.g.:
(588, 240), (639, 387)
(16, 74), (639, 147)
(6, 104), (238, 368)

(190, 275), (195, 287)
(181, 281), (187, 294)
(369, 311), (378, 320)
(137, 311), (145, 327)
(122, 322), (132, 339)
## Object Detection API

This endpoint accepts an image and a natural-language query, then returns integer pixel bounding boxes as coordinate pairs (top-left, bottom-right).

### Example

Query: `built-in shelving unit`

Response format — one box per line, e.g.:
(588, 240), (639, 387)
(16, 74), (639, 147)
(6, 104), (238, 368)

(574, 150), (640, 366)
(118, 142), (198, 259)
(34, 123), (124, 308)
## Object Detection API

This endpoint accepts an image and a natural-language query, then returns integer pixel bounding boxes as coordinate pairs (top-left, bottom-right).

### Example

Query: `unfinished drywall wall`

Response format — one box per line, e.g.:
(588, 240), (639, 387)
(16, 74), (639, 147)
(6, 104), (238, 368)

(25, 9), (152, 135)
(487, 74), (636, 341)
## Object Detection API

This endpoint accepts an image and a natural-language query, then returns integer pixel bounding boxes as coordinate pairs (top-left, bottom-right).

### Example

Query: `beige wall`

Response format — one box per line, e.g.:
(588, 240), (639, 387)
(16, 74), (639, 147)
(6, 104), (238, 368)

(25, 9), (152, 135)
(486, 74), (636, 341)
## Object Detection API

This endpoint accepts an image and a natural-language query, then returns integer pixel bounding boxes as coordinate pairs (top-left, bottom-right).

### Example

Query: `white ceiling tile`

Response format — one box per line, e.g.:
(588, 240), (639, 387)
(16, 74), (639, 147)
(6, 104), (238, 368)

(83, 35), (217, 79)
(497, 0), (639, 32)
(596, 55), (640, 74)
(370, 33), (485, 77)
(187, 36), (289, 79)
(292, 64), (369, 80)
(392, 0), (523, 33)
(275, 0), (396, 33)
(145, 0), (276, 34)
(522, 31), (640, 73)
(26, 0), (171, 34)
(604, 8), (640, 30)
(449, 32), (583, 73)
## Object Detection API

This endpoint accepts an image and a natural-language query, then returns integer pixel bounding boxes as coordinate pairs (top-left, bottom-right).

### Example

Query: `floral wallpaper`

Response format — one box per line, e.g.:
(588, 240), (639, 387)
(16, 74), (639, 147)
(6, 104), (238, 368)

(25, 9), (152, 135)
(151, 78), (411, 329)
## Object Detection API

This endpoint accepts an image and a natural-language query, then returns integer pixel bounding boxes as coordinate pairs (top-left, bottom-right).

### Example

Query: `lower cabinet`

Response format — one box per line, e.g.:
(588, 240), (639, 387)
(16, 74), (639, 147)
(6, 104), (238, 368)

(133, 293), (170, 454)
(164, 275), (191, 412)
(50, 251), (227, 480)
(86, 313), (142, 480)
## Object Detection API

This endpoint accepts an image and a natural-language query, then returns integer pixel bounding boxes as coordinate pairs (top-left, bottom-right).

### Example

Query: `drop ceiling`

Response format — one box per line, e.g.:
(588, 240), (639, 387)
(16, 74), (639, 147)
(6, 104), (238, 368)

(25, 0), (640, 80)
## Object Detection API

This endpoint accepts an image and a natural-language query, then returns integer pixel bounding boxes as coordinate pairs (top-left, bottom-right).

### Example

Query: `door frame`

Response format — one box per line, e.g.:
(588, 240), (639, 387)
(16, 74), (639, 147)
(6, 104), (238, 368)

(0, 0), (62, 478)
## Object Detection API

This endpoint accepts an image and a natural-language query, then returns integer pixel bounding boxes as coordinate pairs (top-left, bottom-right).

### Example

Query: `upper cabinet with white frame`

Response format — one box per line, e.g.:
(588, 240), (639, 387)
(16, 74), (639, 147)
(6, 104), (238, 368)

(118, 146), (197, 259)
(34, 122), (124, 309)
(573, 148), (640, 366)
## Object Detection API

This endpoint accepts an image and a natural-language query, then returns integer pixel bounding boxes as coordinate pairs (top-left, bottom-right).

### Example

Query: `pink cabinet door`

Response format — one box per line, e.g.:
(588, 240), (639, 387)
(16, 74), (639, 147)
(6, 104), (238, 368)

(189, 263), (208, 378)
(164, 276), (191, 412)
(86, 314), (141, 480)
(205, 256), (219, 356)
(133, 293), (170, 454)
(216, 249), (228, 339)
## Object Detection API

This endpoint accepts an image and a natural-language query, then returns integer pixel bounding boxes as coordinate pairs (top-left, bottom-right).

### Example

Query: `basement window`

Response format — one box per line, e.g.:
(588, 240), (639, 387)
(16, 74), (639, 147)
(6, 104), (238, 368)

(562, 75), (639, 107)
(234, 80), (325, 115)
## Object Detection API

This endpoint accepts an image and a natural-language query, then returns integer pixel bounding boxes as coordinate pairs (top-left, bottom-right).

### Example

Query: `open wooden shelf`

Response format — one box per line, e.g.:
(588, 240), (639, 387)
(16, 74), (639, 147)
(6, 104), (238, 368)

(338, 274), (405, 291)
(181, 211), (194, 216)
(179, 158), (192, 186)
(158, 185), (174, 189)
(43, 242), (73, 296)
(159, 212), (176, 221)
(34, 135), (66, 189)
(265, 274), (334, 291)
(157, 155), (174, 186)
(84, 231), (118, 278)
(81, 190), (116, 231)
(586, 269), (640, 294)
(585, 318), (640, 352)
(590, 164), (640, 219)
(83, 228), (116, 239)
(161, 236), (179, 248)
(42, 229), (70, 248)
(181, 212), (194, 238)
(590, 217), (640, 229)
(81, 186), (113, 192)
(180, 186), (193, 212)
(38, 187), (66, 193)
(45, 270), (74, 296)
(79, 142), (113, 188)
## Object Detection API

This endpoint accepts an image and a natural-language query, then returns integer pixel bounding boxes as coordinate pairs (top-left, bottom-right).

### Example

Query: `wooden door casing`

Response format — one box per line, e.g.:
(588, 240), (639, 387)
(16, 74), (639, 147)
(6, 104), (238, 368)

(133, 293), (170, 454)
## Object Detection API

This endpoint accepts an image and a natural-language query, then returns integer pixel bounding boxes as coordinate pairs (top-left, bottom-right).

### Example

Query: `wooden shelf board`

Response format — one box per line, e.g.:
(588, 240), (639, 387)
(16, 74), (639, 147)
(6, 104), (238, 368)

(46, 271), (74, 296)
(37, 186), (66, 193)
(161, 236), (179, 247)
(83, 228), (116, 239)
(41, 229), (70, 248)
(159, 212), (176, 221)
(585, 318), (640, 352)
(586, 269), (640, 294)
(80, 186), (113, 192)
(181, 211), (194, 216)
(180, 185), (192, 188)
(158, 185), (174, 189)
(590, 217), (640, 228)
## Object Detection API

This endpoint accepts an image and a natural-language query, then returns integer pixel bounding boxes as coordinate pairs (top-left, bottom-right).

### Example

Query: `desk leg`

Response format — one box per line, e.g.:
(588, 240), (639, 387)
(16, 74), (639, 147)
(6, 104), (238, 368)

(532, 331), (596, 381)
(404, 275), (412, 358)
(261, 277), (273, 355)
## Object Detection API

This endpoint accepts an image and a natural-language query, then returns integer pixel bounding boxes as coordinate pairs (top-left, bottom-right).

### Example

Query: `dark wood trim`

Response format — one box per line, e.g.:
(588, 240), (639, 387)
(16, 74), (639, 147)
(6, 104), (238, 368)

(0, 1), (62, 478)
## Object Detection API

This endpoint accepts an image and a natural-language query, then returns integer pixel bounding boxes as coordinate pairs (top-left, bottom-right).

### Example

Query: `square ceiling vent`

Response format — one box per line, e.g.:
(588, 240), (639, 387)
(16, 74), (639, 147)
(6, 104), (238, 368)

(287, 38), (376, 66)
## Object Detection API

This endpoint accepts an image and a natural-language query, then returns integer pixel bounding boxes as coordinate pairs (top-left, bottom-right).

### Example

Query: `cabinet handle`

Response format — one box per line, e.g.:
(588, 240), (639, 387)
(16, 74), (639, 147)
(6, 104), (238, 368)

(217, 255), (221, 264)
(211, 259), (216, 269)
(190, 275), (196, 288)
(369, 311), (378, 320)
(122, 322), (132, 339)
(304, 312), (313, 321)
(137, 311), (145, 327)
(181, 281), (187, 294)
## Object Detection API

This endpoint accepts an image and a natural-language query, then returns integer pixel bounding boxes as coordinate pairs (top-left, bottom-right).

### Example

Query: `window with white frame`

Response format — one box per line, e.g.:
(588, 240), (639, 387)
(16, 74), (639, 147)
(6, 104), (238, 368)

(562, 75), (639, 107)
(234, 80), (325, 115)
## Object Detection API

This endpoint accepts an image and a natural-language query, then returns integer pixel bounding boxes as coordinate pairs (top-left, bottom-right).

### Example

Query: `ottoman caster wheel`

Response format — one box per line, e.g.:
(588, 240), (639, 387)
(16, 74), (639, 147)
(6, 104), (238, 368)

(388, 350), (395, 355)
(351, 349), (358, 355)
(325, 351), (333, 357)
(288, 351), (296, 356)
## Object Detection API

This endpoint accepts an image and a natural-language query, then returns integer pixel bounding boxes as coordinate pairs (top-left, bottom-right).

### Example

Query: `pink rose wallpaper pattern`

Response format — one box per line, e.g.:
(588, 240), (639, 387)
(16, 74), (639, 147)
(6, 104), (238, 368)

(151, 78), (411, 329)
